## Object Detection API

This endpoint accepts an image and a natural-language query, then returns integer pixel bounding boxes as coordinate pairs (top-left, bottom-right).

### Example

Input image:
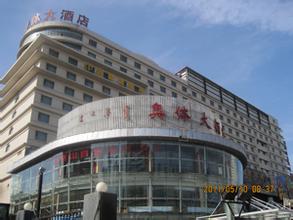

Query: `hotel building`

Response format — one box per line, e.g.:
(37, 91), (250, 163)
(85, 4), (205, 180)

(0, 14), (290, 217)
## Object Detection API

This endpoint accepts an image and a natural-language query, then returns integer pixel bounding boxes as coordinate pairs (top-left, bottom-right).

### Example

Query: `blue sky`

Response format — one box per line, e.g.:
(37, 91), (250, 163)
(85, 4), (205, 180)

(0, 0), (293, 170)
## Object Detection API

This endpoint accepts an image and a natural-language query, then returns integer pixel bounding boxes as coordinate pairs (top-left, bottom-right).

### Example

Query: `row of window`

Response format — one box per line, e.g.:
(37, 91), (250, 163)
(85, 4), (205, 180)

(49, 47), (278, 141)
(49, 48), (78, 66)
(46, 57), (142, 94)
(40, 94), (73, 112)
(48, 47), (282, 148)
(83, 42), (192, 95)
(202, 97), (279, 147)
(47, 48), (283, 160)
(43, 77), (110, 100)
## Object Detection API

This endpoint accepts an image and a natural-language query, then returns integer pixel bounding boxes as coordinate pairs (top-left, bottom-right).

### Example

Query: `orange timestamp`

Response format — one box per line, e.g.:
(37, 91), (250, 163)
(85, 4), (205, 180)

(202, 184), (274, 193)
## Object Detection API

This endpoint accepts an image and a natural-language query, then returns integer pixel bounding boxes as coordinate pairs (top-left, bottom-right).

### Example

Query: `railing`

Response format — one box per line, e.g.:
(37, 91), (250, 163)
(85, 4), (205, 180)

(39, 212), (83, 220)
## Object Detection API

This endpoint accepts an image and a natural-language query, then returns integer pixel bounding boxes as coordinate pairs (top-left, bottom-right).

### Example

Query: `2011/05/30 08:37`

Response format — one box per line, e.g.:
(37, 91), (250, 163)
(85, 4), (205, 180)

(202, 184), (274, 193)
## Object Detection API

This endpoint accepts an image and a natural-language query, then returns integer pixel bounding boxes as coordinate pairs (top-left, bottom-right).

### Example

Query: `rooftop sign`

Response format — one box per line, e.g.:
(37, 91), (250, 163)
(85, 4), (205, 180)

(27, 9), (89, 30)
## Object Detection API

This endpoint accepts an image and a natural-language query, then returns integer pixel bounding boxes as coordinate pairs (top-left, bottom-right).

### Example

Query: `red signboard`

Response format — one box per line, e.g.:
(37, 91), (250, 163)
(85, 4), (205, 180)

(93, 148), (102, 158)
(80, 149), (89, 159)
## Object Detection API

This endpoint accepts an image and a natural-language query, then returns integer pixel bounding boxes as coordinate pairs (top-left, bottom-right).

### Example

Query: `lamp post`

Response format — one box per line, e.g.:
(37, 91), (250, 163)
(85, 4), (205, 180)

(36, 167), (45, 218)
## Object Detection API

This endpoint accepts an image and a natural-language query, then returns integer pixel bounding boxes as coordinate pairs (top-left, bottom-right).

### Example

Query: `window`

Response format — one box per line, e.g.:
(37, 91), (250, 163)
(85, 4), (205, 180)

(192, 91), (197, 97)
(84, 79), (94, 88)
(14, 94), (19, 103)
(171, 81), (176, 87)
(219, 115), (224, 120)
(134, 86), (140, 92)
(210, 100), (214, 106)
(119, 92), (125, 96)
(234, 122), (238, 127)
(89, 39), (97, 47)
(147, 69), (154, 76)
(85, 64), (95, 73)
(134, 73), (141, 79)
(9, 127), (13, 135)
(49, 48), (59, 58)
(172, 92), (177, 98)
(46, 63), (57, 73)
(35, 130), (47, 142)
(63, 42), (82, 50)
(105, 47), (112, 55)
(120, 54), (127, 62)
(64, 87), (75, 96)
(228, 128), (232, 134)
(43, 79), (54, 89)
(104, 59), (112, 66)
(182, 86), (187, 92)
(160, 86), (166, 93)
(103, 72), (109, 80)
(227, 118), (231, 124)
(5, 144), (10, 152)
(12, 110), (16, 119)
(40, 95), (52, 105)
(63, 103), (73, 112)
(68, 57), (78, 66)
(120, 67), (127, 73)
(160, 75), (165, 81)
(102, 86), (111, 95)
(122, 80), (128, 87)
(87, 51), (96, 58)
(83, 94), (93, 103)
(201, 96), (206, 102)
(226, 109), (230, 114)
(38, 112), (50, 123)
(134, 62), (141, 69)
(218, 105), (222, 110)
(148, 80), (154, 87)
(66, 72), (76, 81)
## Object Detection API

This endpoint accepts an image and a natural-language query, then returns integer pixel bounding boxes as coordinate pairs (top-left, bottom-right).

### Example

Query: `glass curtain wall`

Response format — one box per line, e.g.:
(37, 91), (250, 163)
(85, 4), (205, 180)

(11, 140), (243, 219)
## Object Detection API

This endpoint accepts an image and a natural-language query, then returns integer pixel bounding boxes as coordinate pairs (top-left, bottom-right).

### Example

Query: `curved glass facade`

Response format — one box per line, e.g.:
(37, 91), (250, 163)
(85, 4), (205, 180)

(11, 140), (243, 219)
(21, 28), (83, 47)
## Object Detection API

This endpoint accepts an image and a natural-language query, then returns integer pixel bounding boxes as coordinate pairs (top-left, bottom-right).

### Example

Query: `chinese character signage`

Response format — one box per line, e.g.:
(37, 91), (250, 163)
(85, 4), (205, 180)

(175, 106), (191, 121)
(149, 103), (165, 120)
(200, 112), (211, 129)
(75, 99), (224, 137)
(27, 9), (89, 30)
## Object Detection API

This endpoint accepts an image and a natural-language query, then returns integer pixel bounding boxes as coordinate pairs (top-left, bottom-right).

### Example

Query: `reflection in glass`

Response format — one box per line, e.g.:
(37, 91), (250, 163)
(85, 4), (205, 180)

(121, 159), (148, 172)
(11, 140), (244, 218)
(122, 185), (148, 198)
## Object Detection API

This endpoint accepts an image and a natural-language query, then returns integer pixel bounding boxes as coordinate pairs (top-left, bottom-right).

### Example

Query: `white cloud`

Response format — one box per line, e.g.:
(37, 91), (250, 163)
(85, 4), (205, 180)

(153, 0), (293, 34)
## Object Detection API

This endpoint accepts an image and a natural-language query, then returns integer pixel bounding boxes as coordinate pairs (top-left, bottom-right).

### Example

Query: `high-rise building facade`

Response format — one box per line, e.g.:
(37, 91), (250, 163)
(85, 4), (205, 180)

(0, 16), (290, 205)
